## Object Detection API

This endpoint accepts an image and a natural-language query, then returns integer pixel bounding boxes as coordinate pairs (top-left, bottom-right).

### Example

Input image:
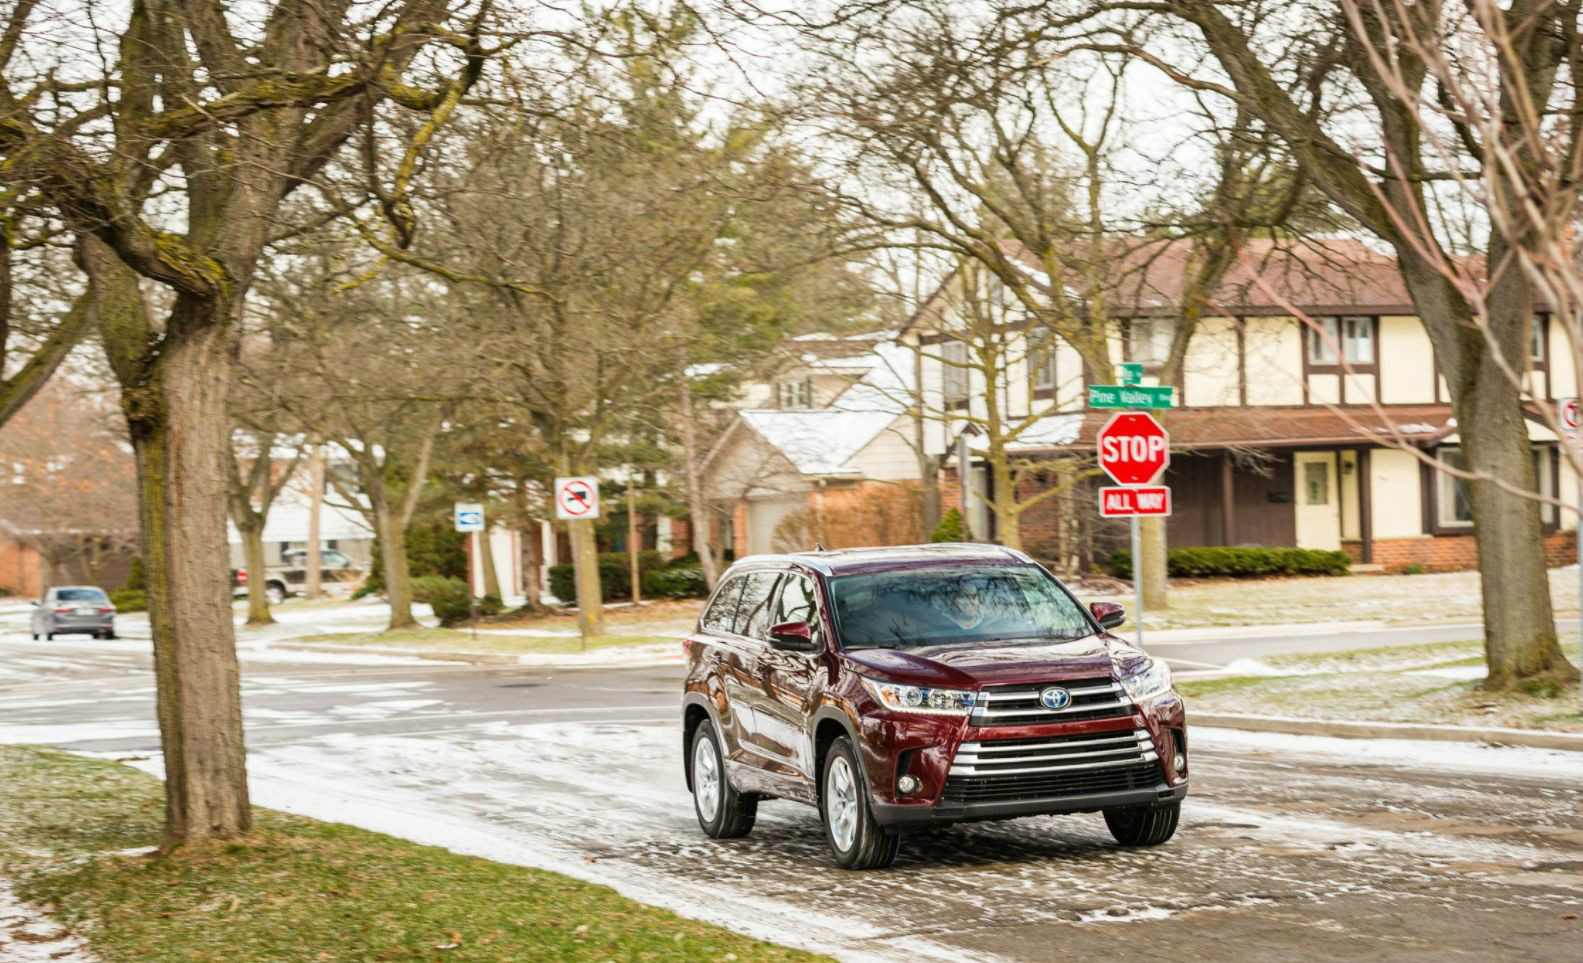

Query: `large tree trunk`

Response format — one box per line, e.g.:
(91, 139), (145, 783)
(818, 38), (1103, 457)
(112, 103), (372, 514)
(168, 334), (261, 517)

(376, 505), (417, 630)
(305, 444), (324, 600)
(238, 522), (273, 626)
(126, 318), (251, 846)
(1138, 516), (1169, 609)
(479, 527), (502, 599)
(568, 518), (605, 639)
(678, 377), (720, 587)
(521, 518), (546, 610)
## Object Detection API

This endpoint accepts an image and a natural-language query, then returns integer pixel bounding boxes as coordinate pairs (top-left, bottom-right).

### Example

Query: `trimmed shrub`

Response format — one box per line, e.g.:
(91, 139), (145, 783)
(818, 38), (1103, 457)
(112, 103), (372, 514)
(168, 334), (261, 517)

(109, 588), (146, 612)
(931, 508), (966, 542)
(642, 565), (708, 599)
(409, 575), (502, 626)
(547, 551), (670, 603)
(1105, 546), (1351, 580)
(111, 559), (147, 611)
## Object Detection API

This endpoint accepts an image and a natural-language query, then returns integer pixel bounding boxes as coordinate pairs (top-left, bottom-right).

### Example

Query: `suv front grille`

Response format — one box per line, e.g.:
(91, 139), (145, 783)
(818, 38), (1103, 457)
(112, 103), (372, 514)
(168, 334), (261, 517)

(969, 678), (1133, 726)
(942, 728), (1161, 803)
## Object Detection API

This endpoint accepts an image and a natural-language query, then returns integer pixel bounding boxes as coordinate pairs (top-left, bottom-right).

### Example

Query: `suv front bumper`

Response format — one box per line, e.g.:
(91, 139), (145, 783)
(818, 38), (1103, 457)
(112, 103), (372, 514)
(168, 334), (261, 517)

(871, 778), (1186, 827)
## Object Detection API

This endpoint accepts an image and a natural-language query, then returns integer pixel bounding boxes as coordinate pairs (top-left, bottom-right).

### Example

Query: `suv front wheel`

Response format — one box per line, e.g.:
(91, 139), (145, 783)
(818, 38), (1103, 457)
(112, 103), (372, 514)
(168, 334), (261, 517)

(690, 720), (756, 838)
(821, 736), (900, 870)
(1103, 801), (1180, 846)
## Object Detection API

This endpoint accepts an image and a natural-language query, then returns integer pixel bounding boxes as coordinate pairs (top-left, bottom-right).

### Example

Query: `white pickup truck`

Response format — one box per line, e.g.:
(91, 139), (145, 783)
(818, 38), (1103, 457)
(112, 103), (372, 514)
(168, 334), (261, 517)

(231, 548), (367, 604)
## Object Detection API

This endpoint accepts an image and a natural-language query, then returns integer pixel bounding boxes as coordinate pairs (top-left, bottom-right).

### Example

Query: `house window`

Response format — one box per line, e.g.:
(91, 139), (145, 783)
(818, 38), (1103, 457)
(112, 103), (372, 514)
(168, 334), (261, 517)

(1436, 449), (1473, 527)
(1027, 328), (1056, 391)
(941, 341), (969, 403)
(1128, 318), (1173, 367)
(1309, 316), (1374, 366)
(1531, 314), (1547, 363)
(777, 377), (813, 409)
(1436, 446), (1554, 527)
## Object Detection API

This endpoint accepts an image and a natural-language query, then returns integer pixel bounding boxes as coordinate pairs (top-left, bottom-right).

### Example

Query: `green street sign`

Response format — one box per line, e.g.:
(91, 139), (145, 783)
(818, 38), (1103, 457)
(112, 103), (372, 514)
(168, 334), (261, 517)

(1088, 384), (1176, 409)
(1118, 363), (1144, 386)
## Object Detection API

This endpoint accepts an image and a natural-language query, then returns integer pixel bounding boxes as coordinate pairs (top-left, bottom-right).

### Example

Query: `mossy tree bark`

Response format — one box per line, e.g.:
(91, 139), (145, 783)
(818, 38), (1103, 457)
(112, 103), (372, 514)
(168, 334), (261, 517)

(8, 0), (492, 844)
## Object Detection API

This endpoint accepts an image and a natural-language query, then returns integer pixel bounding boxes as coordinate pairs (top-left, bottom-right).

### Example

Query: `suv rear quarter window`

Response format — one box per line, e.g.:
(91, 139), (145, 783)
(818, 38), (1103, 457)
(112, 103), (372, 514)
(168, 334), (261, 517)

(701, 576), (747, 634)
(736, 572), (782, 640)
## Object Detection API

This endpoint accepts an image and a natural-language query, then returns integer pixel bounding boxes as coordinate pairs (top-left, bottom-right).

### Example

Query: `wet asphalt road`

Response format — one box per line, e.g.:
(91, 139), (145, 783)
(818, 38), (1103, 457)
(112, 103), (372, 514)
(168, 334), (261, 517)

(2, 637), (1582, 962)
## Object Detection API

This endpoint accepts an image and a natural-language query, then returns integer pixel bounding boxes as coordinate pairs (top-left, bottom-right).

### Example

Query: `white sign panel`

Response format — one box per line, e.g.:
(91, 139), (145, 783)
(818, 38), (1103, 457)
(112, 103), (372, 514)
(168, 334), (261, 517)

(453, 502), (484, 532)
(555, 476), (600, 520)
(1560, 397), (1582, 439)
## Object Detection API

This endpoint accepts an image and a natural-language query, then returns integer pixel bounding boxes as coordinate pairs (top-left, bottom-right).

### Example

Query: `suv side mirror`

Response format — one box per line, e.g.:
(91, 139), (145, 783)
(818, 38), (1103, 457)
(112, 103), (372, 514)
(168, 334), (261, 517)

(768, 620), (818, 652)
(1090, 601), (1125, 630)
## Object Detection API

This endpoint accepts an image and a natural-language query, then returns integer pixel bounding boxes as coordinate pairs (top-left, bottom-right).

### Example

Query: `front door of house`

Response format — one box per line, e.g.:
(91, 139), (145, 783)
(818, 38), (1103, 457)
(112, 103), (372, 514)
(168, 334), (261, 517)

(1293, 452), (1341, 550)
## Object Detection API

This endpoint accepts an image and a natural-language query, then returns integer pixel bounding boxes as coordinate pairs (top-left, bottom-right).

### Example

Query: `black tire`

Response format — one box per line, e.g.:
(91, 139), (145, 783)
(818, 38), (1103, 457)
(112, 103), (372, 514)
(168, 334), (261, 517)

(105, 630), (117, 640)
(688, 721), (756, 839)
(1104, 802), (1180, 847)
(820, 736), (900, 870)
(45, 633), (54, 641)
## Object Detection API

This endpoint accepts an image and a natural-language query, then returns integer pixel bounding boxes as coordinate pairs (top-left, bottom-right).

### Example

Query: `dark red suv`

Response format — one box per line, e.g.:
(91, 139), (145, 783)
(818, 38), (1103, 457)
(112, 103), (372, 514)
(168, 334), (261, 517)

(681, 543), (1187, 869)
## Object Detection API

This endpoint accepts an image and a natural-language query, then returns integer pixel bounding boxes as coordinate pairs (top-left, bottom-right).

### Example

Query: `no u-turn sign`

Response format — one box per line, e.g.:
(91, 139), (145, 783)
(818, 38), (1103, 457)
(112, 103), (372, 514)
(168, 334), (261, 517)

(555, 476), (600, 520)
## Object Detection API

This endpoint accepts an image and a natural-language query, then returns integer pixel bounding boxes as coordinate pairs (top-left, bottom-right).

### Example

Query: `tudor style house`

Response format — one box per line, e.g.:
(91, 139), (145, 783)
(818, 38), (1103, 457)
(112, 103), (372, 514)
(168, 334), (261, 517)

(905, 238), (1576, 572)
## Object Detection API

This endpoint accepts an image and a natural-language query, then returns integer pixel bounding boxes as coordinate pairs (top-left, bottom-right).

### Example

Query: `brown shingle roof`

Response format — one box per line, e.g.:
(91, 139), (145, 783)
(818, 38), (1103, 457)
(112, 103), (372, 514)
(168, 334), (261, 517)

(1013, 404), (1459, 454)
(1007, 237), (1419, 317)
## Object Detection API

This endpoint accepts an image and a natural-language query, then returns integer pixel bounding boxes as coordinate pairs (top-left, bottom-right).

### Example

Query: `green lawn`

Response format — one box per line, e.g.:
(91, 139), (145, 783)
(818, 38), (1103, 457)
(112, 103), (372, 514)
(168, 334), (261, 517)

(1101, 566), (1583, 631)
(0, 746), (826, 962)
(1178, 640), (1583, 732)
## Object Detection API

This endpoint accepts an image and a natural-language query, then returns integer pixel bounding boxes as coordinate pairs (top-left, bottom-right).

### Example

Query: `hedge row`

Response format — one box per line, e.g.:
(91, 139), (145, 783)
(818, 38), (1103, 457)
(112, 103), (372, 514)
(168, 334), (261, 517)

(547, 551), (708, 602)
(1105, 546), (1351, 579)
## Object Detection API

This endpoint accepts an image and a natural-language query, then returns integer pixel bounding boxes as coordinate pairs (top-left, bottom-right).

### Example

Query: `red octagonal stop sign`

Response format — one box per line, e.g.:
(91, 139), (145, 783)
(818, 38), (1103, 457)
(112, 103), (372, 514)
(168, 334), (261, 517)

(1096, 412), (1169, 486)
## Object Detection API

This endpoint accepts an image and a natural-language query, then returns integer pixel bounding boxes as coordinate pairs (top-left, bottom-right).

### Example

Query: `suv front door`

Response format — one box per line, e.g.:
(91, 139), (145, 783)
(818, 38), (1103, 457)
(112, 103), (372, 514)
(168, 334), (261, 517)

(752, 572), (824, 788)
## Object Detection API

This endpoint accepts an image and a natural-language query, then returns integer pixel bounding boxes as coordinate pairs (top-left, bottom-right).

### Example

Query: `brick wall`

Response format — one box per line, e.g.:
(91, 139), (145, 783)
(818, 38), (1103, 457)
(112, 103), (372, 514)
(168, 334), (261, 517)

(1343, 531), (1578, 573)
(0, 539), (44, 597)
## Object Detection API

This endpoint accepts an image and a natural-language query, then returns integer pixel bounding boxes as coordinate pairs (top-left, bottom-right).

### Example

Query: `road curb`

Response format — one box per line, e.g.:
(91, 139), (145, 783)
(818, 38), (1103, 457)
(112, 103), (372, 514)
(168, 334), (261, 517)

(1193, 713), (1583, 752)
(271, 642), (519, 665)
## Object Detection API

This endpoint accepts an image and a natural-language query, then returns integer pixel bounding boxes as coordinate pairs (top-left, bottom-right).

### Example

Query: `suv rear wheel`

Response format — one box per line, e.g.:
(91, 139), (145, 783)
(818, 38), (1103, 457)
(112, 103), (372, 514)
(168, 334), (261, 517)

(689, 720), (756, 838)
(821, 736), (900, 870)
(1103, 802), (1180, 846)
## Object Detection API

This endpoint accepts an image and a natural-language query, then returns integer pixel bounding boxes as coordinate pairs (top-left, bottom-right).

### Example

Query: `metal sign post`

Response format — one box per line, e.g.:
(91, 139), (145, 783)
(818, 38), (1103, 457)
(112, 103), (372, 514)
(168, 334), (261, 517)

(454, 502), (485, 639)
(1096, 412), (1171, 649)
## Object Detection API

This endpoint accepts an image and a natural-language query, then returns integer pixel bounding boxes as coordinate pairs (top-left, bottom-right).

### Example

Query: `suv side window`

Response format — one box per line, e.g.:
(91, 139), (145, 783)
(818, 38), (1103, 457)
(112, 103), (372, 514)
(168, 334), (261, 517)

(737, 571), (782, 640)
(774, 573), (821, 630)
(701, 576), (746, 634)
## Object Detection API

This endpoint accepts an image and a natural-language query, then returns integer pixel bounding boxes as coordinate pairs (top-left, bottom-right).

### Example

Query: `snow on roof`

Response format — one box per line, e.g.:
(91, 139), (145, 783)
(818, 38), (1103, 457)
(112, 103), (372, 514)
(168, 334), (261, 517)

(1006, 414), (1085, 451)
(736, 341), (912, 475)
(739, 408), (897, 475)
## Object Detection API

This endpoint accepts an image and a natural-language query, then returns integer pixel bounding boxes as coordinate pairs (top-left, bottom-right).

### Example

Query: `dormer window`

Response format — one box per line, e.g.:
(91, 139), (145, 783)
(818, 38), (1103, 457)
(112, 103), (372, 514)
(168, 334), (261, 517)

(1127, 318), (1173, 368)
(1027, 328), (1056, 391)
(777, 377), (813, 409)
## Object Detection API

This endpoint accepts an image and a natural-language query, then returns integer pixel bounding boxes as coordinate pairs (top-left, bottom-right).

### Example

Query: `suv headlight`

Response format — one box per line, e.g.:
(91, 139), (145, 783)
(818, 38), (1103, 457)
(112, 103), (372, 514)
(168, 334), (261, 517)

(1119, 659), (1173, 703)
(860, 677), (977, 716)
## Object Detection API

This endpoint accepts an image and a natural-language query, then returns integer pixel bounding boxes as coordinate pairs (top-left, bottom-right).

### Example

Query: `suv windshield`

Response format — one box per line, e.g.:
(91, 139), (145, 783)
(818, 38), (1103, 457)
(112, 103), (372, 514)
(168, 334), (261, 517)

(829, 563), (1093, 650)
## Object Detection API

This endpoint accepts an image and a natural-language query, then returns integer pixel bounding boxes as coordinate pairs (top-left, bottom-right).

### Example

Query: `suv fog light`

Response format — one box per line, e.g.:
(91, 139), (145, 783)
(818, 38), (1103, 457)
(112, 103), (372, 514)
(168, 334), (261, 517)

(1173, 753), (1186, 772)
(897, 775), (921, 795)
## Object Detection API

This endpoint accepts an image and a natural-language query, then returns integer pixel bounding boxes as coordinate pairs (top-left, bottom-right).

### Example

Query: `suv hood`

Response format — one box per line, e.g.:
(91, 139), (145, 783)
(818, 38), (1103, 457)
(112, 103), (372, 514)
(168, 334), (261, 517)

(842, 634), (1150, 688)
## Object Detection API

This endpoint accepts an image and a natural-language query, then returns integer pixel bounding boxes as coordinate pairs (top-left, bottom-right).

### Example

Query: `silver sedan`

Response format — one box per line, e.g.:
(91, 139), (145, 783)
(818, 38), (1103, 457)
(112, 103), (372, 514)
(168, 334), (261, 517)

(30, 586), (117, 640)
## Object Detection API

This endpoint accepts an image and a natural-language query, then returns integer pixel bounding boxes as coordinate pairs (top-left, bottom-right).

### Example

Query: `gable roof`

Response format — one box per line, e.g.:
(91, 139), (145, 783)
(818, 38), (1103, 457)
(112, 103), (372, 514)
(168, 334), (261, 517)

(723, 341), (913, 477)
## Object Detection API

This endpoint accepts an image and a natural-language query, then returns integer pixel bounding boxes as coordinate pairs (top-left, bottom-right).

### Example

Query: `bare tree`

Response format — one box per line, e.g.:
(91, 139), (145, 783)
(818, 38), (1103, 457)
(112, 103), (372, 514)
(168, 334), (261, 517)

(1107, 0), (1580, 686)
(0, 0), (500, 841)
